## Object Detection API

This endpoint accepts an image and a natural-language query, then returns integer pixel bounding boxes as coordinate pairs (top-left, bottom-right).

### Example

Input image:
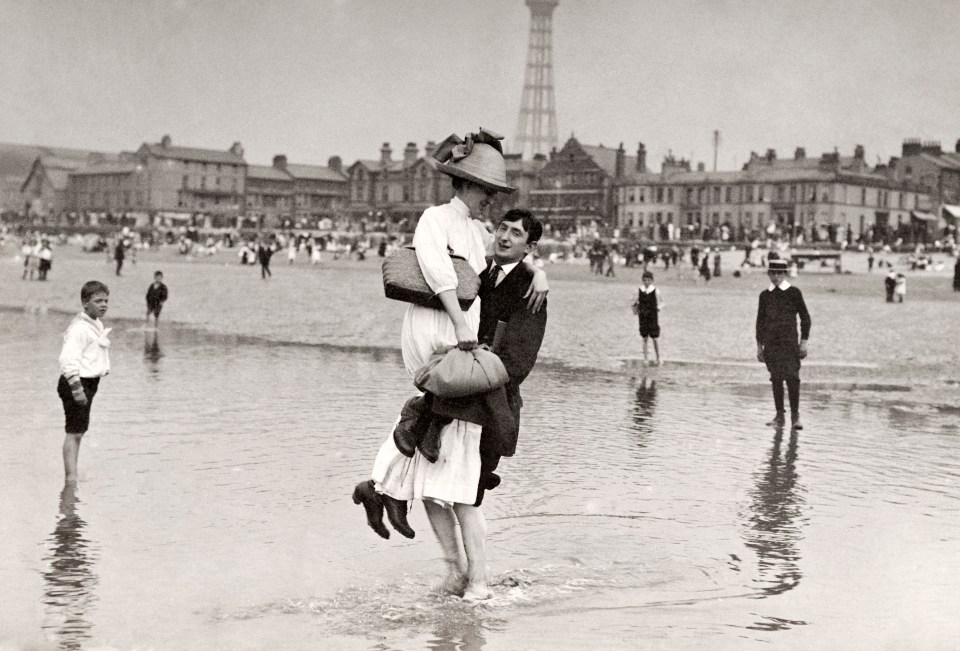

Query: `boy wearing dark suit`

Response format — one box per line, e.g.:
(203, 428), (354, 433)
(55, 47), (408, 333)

(756, 259), (811, 430)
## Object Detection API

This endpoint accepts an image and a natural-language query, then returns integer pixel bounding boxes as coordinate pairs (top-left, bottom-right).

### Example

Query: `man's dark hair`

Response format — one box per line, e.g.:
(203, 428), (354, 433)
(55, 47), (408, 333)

(154, 270), (163, 278)
(81, 280), (109, 302)
(499, 209), (543, 244)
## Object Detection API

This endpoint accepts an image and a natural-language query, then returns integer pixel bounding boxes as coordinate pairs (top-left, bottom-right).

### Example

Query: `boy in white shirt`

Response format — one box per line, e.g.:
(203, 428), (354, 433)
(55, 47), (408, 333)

(57, 281), (111, 483)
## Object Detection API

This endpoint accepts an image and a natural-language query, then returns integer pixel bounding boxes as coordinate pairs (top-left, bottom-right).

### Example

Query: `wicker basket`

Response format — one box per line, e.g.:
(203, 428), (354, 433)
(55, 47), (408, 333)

(382, 246), (481, 310)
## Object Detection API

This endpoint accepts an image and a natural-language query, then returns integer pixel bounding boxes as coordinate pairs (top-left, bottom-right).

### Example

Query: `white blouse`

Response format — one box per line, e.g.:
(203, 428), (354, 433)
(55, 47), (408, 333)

(412, 196), (492, 294)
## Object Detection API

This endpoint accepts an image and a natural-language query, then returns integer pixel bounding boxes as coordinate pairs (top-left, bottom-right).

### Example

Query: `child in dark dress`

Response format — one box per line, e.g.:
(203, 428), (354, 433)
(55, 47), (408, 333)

(636, 270), (664, 366)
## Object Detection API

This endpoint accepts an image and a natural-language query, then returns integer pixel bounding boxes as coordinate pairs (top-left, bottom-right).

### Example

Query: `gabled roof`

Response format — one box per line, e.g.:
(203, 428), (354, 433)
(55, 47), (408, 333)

(247, 165), (293, 182)
(579, 144), (637, 177)
(141, 143), (245, 165)
(1, 142), (117, 179)
(71, 162), (138, 176)
(285, 163), (347, 182)
(919, 152), (960, 170)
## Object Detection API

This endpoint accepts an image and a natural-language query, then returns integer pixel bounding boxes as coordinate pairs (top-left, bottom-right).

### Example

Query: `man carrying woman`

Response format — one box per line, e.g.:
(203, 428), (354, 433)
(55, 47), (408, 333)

(353, 129), (548, 602)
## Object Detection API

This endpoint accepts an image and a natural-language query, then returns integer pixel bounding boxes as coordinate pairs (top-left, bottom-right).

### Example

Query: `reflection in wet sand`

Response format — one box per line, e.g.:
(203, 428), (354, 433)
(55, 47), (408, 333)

(41, 484), (99, 650)
(143, 329), (163, 370)
(743, 428), (806, 617)
(631, 375), (658, 445)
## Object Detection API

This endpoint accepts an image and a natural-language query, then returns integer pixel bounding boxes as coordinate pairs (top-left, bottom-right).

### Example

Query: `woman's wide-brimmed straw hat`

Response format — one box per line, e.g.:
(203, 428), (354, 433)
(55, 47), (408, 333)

(433, 128), (516, 194)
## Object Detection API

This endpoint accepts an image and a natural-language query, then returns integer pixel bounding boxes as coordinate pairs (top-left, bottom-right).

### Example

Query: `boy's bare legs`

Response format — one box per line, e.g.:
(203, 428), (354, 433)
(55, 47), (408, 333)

(642, 336), (649, 365)
(63, 433), (83, 483)
(423, 501), (467, 594)
(453, 503), (491, 601)
(652, 338), (662, 365)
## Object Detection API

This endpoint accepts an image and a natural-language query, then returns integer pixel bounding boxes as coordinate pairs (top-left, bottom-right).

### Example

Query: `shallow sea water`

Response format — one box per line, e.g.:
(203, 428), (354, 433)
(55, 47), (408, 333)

(1, 250), (959, 649)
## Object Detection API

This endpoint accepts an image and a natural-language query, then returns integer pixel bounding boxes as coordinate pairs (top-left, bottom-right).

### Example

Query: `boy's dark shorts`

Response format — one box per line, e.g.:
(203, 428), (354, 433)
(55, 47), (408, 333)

(763, 343), (801, 382)
(57, 376), (100, 434)
(638, 318), (660, 339)
(147, 302), (163, 317)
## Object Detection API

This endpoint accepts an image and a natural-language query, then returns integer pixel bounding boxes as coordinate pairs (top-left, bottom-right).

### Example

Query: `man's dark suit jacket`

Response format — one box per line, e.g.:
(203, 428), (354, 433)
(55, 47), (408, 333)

(475, 261), (547, 458)
(431, 260), (547, 505)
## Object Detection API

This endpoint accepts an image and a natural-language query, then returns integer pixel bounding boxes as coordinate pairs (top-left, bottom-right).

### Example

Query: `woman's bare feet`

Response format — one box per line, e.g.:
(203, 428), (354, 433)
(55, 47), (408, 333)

(435, 559), (468, 595)
(461, 583), (492, 602)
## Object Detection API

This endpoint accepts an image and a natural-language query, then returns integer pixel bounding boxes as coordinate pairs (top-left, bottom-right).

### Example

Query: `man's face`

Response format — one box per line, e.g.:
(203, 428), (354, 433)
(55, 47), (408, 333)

(83, 292), (109, 319)
(493, 218), (534, 264)
(768, 270), (787, 284)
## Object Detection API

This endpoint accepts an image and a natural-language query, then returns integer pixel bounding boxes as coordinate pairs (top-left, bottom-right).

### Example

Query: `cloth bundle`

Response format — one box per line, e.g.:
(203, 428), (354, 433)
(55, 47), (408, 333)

(414, 345), (509, 398)
(382, 246), (481, 311)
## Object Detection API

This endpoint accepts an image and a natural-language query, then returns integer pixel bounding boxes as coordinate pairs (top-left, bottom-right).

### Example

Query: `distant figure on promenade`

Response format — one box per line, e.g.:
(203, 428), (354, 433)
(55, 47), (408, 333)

(884, 269), (897, 302)
(113, 240), (125, 276)
(699, 251), (711, 282)
(895, 273), (906, 303)
(953, 258), (960, 292)
(57, 281), (111, 484)
(690, 245), (700, 270)
(38, 239), (53, 281)
(287, 240), (297, 265)
(310, 240), (322, 265)
(357, 130), (548, 602)
(257, 241), (276, 280)
(635, 270), (664, 366)
(713, 251), (722, 277)
(756, 259), (811, 431)
(21, 238), (35, 280)
(145, 271), (169, 326)
(867, 247), (875, 272)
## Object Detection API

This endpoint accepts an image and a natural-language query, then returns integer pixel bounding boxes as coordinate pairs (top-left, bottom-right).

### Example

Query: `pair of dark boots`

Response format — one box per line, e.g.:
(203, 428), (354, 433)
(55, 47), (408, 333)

(352, 479), (415, 539)
(392, 394), (452, 463)
(766, 411), (803, 430)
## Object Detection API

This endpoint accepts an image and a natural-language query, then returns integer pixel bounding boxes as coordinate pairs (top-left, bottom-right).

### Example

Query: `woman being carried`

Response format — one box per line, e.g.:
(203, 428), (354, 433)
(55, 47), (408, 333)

(355, 128), (547, 601)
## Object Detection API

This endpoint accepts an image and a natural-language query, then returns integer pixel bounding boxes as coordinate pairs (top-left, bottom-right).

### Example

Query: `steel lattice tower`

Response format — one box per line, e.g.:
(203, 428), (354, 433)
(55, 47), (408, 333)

(513, 0), (559, 159)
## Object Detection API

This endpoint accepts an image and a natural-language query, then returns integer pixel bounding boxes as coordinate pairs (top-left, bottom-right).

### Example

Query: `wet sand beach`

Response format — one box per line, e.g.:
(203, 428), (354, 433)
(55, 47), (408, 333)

(1, 244), (958, 649)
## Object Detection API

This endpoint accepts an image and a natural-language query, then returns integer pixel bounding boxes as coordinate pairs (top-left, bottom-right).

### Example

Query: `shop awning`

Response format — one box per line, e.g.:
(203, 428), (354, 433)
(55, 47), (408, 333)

(942, 204), (960, 219)
(910, 210), (938, 222)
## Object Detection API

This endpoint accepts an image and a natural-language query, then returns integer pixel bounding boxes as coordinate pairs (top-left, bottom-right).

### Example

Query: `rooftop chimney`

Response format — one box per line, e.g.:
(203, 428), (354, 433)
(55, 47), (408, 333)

(403, 142), (418, 166)
(230, 141), (244, 158)
(794, 147), (806, 160)
(765, 148), (777, 163)
(637, 142), (647, 173)
(921, 141), (942, 156)
(424, 140), (437, 159)
(272, 154), (288, 170)
(615, 142), (625, 178)
(160, 134), (172, 148)
(956, 139), (960, 154)
(327, 156), (342, 173)
(854, 144), (865, 159)
(380, 142), (392, 167)
(697, 162), (706, 172)
(902, 139), (922, 157)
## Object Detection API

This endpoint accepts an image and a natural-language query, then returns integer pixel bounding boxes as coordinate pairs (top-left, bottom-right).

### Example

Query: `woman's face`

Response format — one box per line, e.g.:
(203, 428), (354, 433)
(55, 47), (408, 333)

(457, 181), (498, 219)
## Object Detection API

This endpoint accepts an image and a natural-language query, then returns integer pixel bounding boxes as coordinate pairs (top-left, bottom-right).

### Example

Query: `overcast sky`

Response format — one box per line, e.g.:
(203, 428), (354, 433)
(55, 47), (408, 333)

(2, 0), (959, 171)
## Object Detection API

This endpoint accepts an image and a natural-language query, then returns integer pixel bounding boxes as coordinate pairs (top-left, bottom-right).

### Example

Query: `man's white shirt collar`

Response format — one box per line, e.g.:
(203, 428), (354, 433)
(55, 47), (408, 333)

(640, 284), (657, 294)
(768, 280), (791, 291)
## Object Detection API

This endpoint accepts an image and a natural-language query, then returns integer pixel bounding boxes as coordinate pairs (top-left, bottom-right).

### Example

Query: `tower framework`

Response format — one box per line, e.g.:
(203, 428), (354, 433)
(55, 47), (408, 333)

(513, 0), (559, 159)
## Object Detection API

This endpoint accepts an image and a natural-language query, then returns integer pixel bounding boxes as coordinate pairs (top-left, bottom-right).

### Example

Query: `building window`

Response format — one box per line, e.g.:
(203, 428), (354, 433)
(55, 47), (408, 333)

(667, 187), (674, 203)
(713, 187), (721, 203)
(861, 188), (867, 205)
(725, 187), (732, 203)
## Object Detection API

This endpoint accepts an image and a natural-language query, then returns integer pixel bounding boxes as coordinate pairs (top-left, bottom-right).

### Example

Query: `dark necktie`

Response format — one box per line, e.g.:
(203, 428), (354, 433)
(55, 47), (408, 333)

(486, 263), (502, 288)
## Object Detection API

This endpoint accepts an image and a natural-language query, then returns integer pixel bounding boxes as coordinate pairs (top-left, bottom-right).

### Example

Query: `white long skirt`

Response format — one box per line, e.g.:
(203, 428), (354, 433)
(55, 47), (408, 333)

(371, 300), (482, 507)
